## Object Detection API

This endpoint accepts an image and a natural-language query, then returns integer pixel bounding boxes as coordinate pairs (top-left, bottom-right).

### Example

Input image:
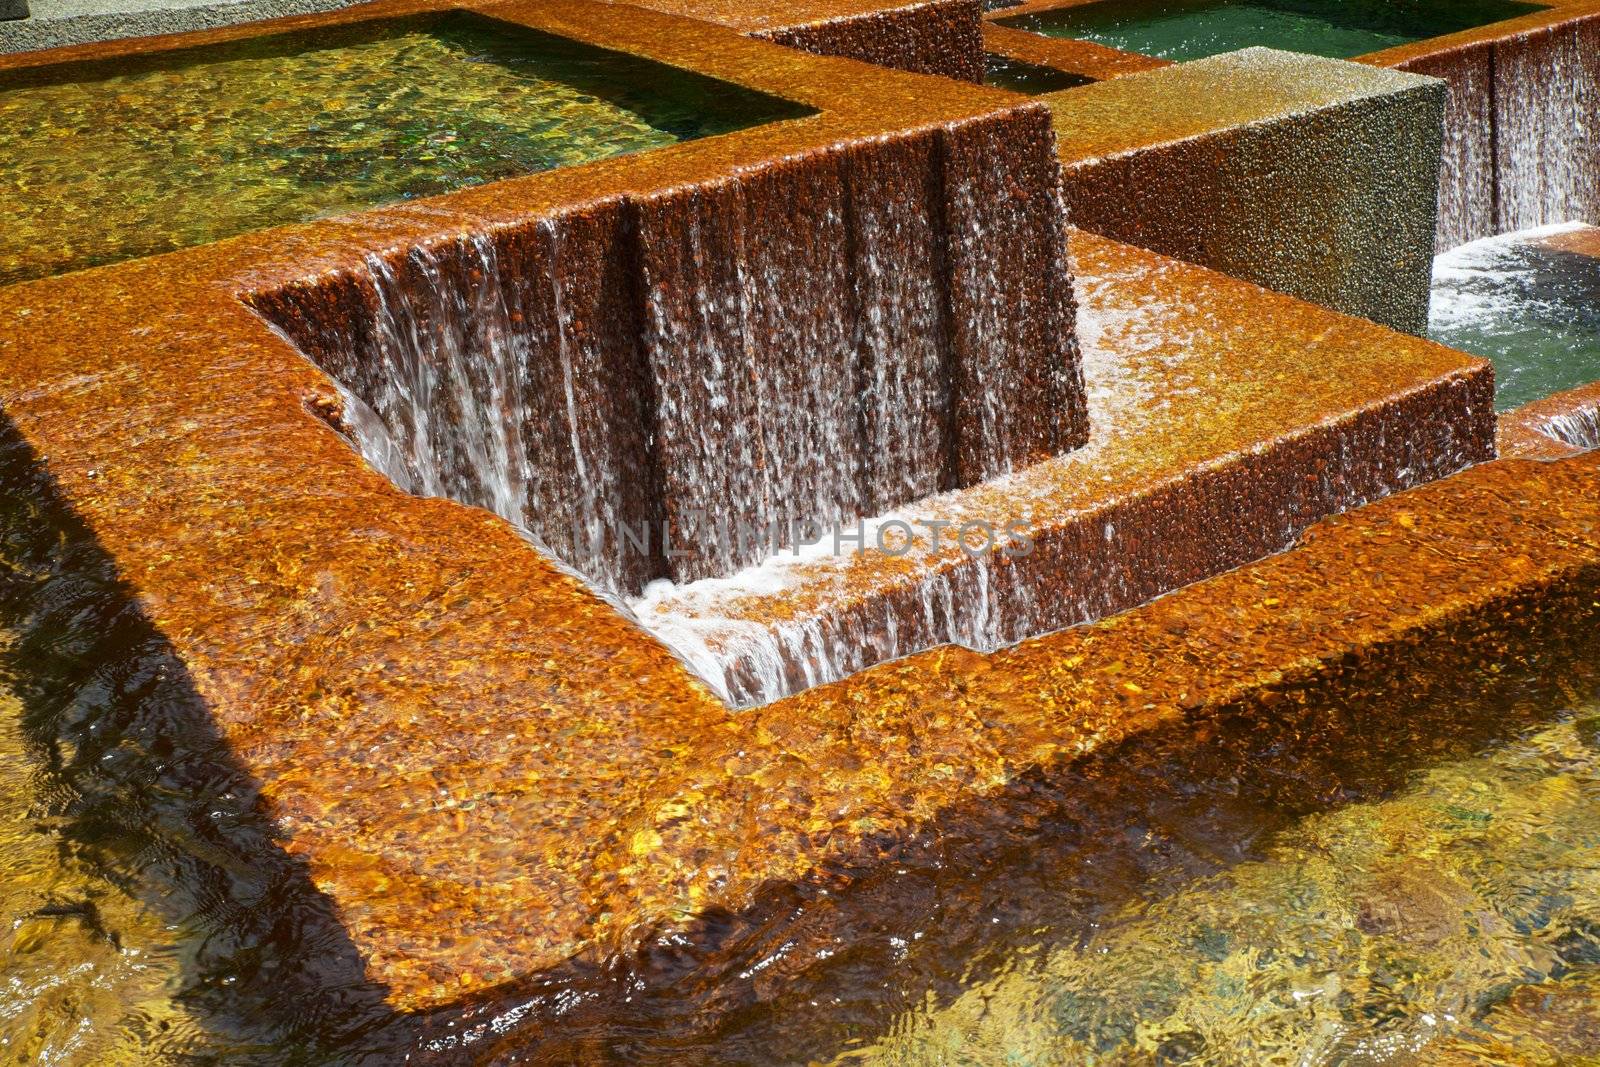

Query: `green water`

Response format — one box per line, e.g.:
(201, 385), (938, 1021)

(0, 13), (812, 287)
(983, 53), (1095, 94)
(998, 0), (1546, 61)
(1429, 228), (1600, 412)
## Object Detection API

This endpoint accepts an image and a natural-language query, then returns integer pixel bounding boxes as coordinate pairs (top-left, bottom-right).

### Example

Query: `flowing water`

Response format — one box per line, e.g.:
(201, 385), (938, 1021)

(0, 12), (808, 286)
(997, 0), (1545, 61)
(1429, 223), (1600, 412)
(256, 108), (1080, 603)
(852, 703), (1600, 1065)
(4, 443), (1599, 1065)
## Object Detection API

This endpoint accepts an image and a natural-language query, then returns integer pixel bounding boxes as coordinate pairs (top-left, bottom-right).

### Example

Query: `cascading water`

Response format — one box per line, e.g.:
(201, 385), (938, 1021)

(250, 104), (1088, 703)
(1492, 20), (1599, 235)
(344, 236), (532, 532)
(1400, 19), (1598, 250)
(631, 510), (1044, 706)
(1541, 408), (1600, 451)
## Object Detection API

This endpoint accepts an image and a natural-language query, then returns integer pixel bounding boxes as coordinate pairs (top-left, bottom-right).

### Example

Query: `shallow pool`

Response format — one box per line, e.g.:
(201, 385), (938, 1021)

(997, 0), (1545, 62)
(853, 700), (1600, 1064)
(0, 12), (809, 287)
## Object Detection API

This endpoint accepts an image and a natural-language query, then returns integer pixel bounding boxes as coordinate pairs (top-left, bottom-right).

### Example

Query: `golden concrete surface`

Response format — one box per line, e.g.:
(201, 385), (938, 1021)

(602, 0), (987, 79)
(0, 0), (1078, 1013)
(1043, 46), (1437, 161)
(532, 445), (1600, 1057)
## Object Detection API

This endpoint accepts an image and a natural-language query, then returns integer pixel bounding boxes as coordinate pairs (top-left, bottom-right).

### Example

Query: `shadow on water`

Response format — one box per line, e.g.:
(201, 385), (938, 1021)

(479, 570), (1600, 1064)
(0, 415), (431, 1064)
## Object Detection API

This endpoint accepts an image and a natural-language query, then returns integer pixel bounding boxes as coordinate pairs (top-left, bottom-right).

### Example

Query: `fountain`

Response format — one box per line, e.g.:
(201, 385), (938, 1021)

(0, 0), (1597, 1059)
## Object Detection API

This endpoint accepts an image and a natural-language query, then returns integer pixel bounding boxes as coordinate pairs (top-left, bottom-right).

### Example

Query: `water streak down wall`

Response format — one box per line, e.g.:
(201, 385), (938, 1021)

(1391, 13), (1600, 250)
(253, 106), (1086, 596)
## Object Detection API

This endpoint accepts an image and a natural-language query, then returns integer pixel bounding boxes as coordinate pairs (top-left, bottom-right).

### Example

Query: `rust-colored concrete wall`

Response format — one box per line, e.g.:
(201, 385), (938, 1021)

(1045, 49), (1444, 334)
(1391, 43), (1495, 252)
(641, 230), (1495, 705)
(758, 0), (986, 80)
(1489, 15), (1600, 234)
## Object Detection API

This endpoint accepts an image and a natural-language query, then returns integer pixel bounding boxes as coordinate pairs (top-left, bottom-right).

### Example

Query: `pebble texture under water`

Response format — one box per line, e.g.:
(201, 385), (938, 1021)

(858, 698), (1600, 1064)
(0, 13), (803, 286)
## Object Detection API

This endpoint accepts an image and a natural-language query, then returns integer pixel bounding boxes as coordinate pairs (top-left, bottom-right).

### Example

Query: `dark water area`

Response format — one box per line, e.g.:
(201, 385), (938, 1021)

(983, 52), (1094, 93)
(0, 12), (811, 286)
(999, 0), (1546, 61)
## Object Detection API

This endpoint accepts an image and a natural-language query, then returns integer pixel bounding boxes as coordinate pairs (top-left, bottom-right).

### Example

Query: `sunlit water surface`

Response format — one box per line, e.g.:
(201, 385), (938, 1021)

(1429, 223), (1600, 412)
(849, 699), (1600, 1065)
(0, 12), (808, 286)
(4, 618), (1599, 1063)
(997, 0), (1544, 61)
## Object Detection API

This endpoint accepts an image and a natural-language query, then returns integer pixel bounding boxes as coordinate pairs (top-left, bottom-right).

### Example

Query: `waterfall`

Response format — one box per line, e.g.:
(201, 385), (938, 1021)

(342, 235), (532, 529)
(1492, 19), (1600, 235)
(252, 103), (1085, 600)
(249, 102), (1090, 703)
(1400, 19), (1598, 250)
(1541, 408), (1600, 452)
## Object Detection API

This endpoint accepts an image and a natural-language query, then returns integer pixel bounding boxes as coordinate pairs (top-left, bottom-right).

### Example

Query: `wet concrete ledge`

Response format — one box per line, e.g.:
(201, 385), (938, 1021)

(641, 229), (1493, 704)
(482, 438), (1600, 1061)
(2, 0), (986, 79)
(628, 0), (987, 80)
(0, 0), (362, 53)
(1045, 48), (1443, 334)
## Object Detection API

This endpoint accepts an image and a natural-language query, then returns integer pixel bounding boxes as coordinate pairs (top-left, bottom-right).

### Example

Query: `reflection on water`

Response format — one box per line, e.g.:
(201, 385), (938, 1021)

(982, 53), (1094, 94)
(477, 616), (1600, 1063)
(997, 0), (1545, 62)
(0, 420), (414, 1065)
(857, 702), (1600, 1065)
(0, 12), (811, 286)
(0, 687), (195, 1062)
(1429, 223), (1600, 412)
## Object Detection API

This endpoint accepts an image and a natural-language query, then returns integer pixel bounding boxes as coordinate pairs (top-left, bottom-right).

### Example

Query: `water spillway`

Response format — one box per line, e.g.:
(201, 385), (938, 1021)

(256, 109), (1087, 596)
(1385, 8), (1599, 249)
(634, 231), (1497, 705)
